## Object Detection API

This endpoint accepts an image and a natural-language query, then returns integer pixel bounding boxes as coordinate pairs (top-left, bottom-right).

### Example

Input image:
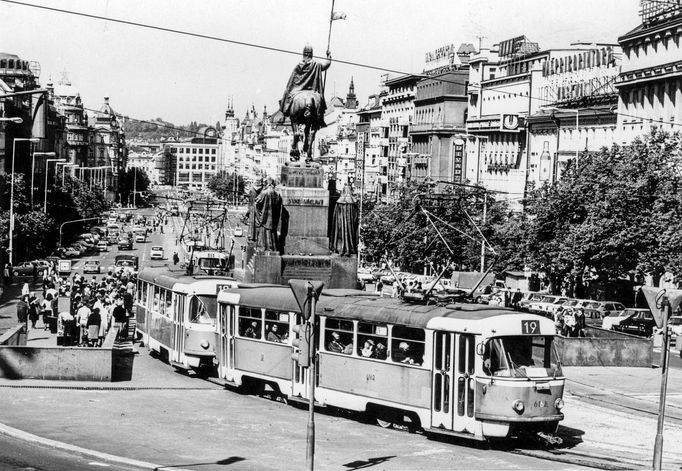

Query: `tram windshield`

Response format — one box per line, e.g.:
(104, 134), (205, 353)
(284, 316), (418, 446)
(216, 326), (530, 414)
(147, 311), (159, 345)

(189, 295), (217, 324)
(482, 336), (562, 378)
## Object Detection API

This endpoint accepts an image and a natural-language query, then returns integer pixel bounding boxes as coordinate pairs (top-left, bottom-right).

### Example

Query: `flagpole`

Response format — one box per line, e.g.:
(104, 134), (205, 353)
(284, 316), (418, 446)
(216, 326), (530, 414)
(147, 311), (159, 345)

(323, 0), (335, 94)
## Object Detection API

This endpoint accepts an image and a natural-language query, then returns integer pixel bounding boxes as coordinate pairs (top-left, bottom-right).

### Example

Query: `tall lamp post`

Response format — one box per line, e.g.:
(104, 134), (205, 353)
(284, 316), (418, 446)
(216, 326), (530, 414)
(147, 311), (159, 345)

(56, 162), (77, 186)
(31, 152), (55, 206)
(9, 137), (40, 265)
(44, 158), (66, 212)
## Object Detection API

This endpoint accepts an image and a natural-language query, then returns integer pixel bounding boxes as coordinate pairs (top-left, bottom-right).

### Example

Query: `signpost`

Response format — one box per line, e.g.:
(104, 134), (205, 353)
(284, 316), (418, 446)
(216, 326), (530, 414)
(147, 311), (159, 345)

(289, 279), (324, 471)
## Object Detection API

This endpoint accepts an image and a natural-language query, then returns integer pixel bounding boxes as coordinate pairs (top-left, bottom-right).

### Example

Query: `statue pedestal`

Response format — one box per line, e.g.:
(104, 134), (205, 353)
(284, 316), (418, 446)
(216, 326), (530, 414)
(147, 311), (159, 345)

(245, 166), (357, 289)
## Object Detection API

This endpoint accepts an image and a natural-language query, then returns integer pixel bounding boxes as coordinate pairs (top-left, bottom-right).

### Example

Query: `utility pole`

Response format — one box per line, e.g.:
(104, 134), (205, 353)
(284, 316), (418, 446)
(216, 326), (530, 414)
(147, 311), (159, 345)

(132, 166), (137, 208)
(480, 191), (487, 272)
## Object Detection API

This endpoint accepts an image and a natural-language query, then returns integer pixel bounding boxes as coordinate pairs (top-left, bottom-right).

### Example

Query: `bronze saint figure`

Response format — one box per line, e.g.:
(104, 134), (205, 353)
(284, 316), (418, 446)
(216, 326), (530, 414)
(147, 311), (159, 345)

(254, 177), (282, 252)
(330, 185), (359, 256)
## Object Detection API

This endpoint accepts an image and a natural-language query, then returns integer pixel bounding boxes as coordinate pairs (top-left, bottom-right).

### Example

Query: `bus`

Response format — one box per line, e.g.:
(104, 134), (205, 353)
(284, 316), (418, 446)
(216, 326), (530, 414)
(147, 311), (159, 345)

(136, 267), (238, 371)
(215, 287), (565, 441)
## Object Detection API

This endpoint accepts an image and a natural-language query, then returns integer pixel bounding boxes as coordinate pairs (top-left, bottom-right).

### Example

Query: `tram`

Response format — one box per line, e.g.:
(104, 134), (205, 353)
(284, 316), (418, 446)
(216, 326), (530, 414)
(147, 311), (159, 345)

(135, 267), (238, 371)
(215, 286), (565, 440)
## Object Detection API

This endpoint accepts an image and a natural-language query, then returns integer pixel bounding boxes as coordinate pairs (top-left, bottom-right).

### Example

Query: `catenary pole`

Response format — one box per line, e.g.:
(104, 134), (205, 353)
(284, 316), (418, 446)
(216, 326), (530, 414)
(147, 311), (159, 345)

(653, 295), (671, 470)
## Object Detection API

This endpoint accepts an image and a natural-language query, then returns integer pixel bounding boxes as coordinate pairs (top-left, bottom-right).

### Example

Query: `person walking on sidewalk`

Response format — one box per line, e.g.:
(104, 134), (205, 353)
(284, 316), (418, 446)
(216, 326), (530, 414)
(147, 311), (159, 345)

(41, 293), (54, 331)
(86, 307), (102, 347)
(16, 296), (28, 323)
(21, 282), (30, 297)
(112, 298), (127, 340)
(28, 294), (40, 329)
(76, 302), (91, 346)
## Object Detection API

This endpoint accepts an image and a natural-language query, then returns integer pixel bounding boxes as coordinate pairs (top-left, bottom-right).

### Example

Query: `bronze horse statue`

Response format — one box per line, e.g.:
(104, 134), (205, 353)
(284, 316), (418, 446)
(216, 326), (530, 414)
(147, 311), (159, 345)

(280, 45), (331, 164)
(287, 91), (324, 163)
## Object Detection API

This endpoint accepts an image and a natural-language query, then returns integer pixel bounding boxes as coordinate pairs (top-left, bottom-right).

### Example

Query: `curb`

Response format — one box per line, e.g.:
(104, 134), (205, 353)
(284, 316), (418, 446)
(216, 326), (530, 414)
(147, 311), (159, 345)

(0, 421), (186, 470)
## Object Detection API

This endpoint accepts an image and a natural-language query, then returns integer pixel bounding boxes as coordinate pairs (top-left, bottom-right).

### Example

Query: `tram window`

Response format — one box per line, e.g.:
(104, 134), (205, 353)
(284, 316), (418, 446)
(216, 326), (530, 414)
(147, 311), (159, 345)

(391, 326), (425, 366)
(264, 310), (290, 343)
(153, 287), (161, 313)
(189, 296), (217, 324)
(357, 322), (388, 359)
(482, 336), (562, 378)
(238, 306), (262, 339)
(324, 318), (353, 355)
(165, 291), (173, 317)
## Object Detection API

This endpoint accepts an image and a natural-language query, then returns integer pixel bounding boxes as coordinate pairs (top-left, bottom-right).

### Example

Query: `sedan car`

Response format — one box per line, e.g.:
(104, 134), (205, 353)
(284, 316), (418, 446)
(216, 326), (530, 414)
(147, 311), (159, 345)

(612, 309), (656, 337)
(233, 226), (243, 237)
(584, 301), (626, 319)
(97, 241), (108, 252)
(150, 246), (165, 260)
(118, 237), (133, 250)
(83, 260), (101, 274)
(12, 261), (36, 278)
(62, 246), (82, 258)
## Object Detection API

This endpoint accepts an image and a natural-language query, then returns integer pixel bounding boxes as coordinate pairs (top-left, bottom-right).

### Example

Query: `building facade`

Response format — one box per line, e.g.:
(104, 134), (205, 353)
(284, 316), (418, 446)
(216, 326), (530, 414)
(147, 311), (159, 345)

(174, 126), (221, 190)
(616, 1), (682, 142)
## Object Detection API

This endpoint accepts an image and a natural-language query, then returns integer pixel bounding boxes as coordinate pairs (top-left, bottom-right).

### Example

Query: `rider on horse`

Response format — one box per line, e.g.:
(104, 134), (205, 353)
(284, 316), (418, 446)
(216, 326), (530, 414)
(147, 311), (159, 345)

(279, 44), (331, 130)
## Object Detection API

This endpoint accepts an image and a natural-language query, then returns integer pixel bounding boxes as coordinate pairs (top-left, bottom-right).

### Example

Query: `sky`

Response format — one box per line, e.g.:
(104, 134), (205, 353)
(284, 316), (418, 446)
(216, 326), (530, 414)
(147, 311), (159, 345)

(0, 0), (642, 126)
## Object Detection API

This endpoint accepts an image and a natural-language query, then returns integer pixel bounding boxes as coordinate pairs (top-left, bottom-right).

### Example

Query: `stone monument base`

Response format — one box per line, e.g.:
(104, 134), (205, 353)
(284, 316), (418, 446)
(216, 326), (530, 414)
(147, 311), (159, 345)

(244, 251), (357, 289)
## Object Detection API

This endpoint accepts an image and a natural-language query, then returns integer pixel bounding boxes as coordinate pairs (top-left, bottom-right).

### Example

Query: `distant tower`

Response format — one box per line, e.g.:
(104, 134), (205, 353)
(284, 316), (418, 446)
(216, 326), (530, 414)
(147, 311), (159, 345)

(345, 77), (358, 109)
(223, 96), (239, 136)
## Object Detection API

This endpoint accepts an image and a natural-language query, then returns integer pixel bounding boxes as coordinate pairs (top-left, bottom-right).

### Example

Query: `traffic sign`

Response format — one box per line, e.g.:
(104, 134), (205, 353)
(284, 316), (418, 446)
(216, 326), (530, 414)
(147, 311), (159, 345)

(289, 279), (324, 320)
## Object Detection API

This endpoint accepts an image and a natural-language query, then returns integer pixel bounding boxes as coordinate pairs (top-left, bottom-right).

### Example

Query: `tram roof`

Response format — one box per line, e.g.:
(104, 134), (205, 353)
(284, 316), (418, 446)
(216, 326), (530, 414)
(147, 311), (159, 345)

(217, 286), (517, 329)
(137, 267), (236, 290)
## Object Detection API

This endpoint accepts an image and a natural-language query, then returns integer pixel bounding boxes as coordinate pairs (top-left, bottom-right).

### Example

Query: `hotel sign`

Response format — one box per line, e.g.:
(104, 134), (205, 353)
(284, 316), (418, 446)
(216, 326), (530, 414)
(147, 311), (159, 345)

(425, 44), (455, 70)
(542, 47), (617, 77)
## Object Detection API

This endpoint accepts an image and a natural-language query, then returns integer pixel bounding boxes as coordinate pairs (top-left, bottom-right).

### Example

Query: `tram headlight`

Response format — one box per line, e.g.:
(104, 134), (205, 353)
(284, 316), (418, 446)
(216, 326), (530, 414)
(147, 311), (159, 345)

(512, 400), (525, 414)
(554, 398), (564, 411)
(200, 339), (210, 349)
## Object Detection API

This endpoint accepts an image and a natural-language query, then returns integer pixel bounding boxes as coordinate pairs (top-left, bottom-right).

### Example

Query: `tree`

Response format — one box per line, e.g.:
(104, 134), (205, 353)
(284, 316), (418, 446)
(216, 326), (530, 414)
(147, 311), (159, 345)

(360, 181), (501, 274)
(502, 129), (682, 290)
(207, 171), (246, 202)
(119, 167), (151, 206)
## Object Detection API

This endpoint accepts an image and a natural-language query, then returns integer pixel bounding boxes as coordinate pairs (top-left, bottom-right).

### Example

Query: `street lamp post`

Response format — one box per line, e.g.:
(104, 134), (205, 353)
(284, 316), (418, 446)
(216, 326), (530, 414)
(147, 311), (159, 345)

(8, 137), (40, 265)
(57, 162), (77, 186)
(44, 158), (66, 212)
(31, 152), (55, 207)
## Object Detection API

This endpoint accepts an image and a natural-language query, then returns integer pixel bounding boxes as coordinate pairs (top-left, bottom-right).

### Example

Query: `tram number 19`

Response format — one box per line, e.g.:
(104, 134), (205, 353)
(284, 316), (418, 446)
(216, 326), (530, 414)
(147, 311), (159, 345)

(521, 320), (539, 335)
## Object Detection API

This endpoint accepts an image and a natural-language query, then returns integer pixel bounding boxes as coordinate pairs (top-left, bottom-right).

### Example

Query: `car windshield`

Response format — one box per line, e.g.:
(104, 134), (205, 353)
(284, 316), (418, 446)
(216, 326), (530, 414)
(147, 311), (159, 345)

(198, 257), (224, 269)
(483, 335), (563, 379)
(152, 247), (162, 251)
(540, 296), (556, 303)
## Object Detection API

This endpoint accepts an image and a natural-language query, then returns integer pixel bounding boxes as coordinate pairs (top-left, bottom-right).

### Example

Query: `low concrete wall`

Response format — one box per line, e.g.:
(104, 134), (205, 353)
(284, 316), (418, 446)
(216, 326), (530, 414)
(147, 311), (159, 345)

(0, 324), (26, 346)
(555, 326), (653, 367)
(0, 326), (133, 381)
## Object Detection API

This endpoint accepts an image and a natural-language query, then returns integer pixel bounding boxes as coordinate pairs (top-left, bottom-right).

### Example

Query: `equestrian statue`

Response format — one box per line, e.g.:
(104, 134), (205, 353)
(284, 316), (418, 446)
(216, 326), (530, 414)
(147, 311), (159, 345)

(279, 44), (331, 163)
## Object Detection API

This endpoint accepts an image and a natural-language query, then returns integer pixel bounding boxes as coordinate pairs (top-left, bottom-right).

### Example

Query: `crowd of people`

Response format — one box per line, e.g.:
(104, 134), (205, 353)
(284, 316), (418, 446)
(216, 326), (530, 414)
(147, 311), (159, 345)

(554, 306), (586, 337)
(15, 261), (136, 347)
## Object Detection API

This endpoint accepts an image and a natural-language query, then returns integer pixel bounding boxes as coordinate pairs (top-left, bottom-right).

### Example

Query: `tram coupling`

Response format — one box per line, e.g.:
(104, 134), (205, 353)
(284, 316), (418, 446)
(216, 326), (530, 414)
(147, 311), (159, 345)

(536, 431), (563, 446)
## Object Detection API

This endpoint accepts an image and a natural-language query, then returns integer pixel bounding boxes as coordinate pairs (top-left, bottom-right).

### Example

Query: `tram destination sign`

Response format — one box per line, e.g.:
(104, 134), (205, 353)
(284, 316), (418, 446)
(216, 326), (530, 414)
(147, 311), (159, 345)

(521, 319), (540, 335)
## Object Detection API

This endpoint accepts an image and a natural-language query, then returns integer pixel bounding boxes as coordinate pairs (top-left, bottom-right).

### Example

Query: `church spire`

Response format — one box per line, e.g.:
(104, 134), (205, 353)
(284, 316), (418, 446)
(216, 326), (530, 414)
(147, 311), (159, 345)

(345, 76), (357, 109)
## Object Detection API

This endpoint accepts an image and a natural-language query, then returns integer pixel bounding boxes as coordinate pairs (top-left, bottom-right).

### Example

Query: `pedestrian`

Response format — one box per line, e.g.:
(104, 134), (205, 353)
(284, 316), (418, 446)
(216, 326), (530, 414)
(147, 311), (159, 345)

(21, 282), (30, 297)
(41, 293), (54, 331)
(112, 298), (127, 339)
(173, 252), (179, 266)
(16, 295), (29, 323)
(376, 279), (384, 298)
(57, 310), (77, 346)
(575, 308), (586, 337)
(512, 289), (523, 310)
(28, 294), (40, 329)
(87, 307), (102, 347)
(76, 302), (91, 346)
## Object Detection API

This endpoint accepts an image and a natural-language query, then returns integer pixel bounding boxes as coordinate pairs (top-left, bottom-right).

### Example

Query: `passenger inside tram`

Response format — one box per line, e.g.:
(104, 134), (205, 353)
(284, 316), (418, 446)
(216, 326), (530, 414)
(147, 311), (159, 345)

(360, 339), (375, 357)
(243, 321), (261, 339)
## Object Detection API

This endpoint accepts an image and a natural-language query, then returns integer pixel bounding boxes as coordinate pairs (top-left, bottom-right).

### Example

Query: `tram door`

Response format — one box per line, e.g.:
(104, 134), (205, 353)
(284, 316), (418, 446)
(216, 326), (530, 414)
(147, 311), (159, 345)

(217, 305), (235, 380)
(171, 295), (185, 363)
(431, 332), (476, 433)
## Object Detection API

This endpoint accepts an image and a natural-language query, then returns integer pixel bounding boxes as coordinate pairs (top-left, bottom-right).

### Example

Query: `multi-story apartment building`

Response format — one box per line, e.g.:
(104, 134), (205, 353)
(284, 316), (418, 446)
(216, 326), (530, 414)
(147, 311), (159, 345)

(381, 74), (419, 200)
(356, 94), (383, 199)
(174, 126), (221, 190)
(616, 0), (682, 142)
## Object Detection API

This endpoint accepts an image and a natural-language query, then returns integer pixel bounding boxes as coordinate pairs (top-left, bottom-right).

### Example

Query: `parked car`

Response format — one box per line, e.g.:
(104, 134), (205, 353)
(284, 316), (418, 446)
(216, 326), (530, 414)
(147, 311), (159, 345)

(150, 246), (165, 260)
(97, 241), (109, 252)
(12, 261), (36, 278)
(518, 293), (544, 312)
(613, 309), (656, 337)
(357, 268), (375, 283)
(83, 260), (101, 274)
(135, 233), (147, 243)
(233, 226), (243, 237)
(31, 260), (50, 275)
(63, 246), (82, 258)
(584, 301), (626, 319)
(529, 295), (567, 317)
(561, 298), (592, 312)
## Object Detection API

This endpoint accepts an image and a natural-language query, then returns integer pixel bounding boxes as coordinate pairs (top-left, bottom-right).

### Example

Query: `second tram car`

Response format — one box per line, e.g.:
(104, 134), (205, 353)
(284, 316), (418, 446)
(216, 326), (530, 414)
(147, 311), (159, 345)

(216, 286), (565, 441)
(136, 267), (238, 371)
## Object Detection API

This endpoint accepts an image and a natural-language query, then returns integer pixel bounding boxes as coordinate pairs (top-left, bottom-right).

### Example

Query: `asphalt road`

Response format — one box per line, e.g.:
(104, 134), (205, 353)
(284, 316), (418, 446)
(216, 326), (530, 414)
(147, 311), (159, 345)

(0, 433), (145, 471)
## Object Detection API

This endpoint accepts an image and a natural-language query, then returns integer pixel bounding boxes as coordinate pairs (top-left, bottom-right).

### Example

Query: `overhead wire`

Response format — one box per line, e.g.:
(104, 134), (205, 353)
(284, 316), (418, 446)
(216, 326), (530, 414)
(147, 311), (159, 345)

(3, 0), (682, 128)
